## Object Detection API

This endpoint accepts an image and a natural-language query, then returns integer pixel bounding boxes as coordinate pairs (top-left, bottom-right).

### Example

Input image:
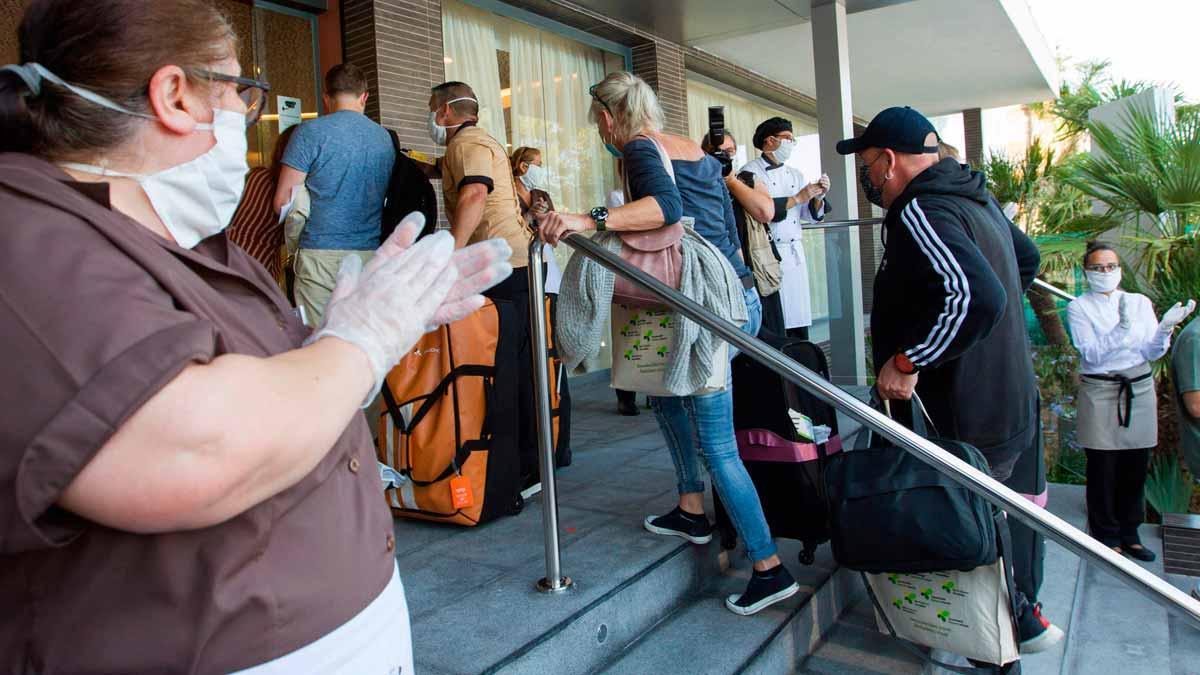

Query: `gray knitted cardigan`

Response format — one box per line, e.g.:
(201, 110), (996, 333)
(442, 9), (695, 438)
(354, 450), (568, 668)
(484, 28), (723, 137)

(556, 227), (749, 396)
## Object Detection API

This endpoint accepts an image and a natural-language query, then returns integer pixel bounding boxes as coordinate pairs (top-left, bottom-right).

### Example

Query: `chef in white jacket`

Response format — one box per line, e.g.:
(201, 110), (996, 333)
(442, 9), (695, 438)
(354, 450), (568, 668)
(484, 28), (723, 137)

(741, 117), (830, 340)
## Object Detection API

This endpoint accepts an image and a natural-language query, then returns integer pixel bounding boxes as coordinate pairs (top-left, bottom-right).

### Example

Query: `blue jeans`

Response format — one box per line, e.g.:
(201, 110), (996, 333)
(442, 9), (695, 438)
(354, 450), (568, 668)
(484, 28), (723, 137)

(649, 286), (776, 562)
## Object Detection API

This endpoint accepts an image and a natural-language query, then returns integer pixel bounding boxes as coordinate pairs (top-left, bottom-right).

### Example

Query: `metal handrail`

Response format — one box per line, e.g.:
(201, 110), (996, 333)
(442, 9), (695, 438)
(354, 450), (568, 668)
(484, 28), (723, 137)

(799, 216), (883, 231)
(1032, 277), (1077, 302)
(525, 236), (1200, 630)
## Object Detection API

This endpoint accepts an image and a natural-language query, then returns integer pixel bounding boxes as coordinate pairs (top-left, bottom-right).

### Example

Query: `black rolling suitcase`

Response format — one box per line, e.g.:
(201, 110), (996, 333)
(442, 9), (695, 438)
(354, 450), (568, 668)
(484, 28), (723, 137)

(714, 337), (842, 565)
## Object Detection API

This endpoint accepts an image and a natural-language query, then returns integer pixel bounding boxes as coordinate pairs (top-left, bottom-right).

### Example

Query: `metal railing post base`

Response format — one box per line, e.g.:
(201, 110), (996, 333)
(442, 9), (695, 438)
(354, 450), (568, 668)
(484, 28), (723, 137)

(527, 239), (570, 594)
(536, 576), (574, 594)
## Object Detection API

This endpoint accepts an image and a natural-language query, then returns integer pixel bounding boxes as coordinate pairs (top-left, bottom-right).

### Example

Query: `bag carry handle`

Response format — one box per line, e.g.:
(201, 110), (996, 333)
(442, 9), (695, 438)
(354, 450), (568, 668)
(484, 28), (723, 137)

(854, 388), (940, 450)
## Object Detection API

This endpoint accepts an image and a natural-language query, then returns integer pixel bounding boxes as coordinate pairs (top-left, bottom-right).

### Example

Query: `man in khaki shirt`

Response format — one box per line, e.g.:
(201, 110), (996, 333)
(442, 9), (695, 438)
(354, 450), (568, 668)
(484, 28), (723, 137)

(429, 82), (531, 268)
(426, 81), (544, 485)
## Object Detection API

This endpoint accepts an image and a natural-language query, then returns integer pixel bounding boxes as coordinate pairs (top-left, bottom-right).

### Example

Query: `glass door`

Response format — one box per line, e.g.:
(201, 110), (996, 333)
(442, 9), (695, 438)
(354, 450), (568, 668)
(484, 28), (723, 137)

(215, 0), (321, 168)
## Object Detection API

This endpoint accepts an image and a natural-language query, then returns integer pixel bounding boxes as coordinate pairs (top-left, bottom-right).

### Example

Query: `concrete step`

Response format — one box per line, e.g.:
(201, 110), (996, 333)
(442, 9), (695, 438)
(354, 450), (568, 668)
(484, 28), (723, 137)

(799, 592), (926, 674)
(598, 542), (860, 674)
(1060, 523), (1200, 675)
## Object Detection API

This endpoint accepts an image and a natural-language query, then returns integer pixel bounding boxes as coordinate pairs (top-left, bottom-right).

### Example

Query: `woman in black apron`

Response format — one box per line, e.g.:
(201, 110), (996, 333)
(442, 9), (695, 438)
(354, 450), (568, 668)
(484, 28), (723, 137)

(1066, 242), (1196, 560)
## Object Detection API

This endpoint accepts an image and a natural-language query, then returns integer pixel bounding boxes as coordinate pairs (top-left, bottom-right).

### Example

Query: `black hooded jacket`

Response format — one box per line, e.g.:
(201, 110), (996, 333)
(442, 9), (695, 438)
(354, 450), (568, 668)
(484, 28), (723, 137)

(872, 158), (1040, 479)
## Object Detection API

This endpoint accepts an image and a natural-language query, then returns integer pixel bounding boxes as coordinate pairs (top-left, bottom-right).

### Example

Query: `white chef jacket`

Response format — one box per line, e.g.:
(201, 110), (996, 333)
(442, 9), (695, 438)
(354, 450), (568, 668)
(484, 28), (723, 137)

(1066, 289), (1171, 375)
(741, 155), (824, 329)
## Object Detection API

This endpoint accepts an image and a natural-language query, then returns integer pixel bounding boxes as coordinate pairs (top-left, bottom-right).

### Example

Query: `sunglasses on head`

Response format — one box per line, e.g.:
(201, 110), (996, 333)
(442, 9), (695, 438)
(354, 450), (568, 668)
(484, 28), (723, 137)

(589, 83), (613, 117)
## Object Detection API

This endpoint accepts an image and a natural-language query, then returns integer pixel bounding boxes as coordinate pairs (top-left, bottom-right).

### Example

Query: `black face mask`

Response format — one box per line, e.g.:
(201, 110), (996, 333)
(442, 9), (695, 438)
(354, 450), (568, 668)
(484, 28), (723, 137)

(859, 160), (885, 207)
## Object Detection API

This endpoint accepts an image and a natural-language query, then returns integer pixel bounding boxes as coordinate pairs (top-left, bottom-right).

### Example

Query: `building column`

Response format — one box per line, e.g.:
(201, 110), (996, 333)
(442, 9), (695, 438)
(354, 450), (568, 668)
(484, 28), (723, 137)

(811, 0), (865, 386)
(632, 40), (689, 136)
(962, 107), (983, 167)
(342, 0), (446, 156)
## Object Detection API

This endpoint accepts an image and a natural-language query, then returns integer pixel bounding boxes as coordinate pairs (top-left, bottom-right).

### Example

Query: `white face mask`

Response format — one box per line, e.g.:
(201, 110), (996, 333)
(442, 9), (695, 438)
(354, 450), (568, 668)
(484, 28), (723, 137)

(429, 96), (478, 146)
(520, 163), (547, 191)
(1086, 268), (1122, 294)
(771, 138), (796, 163)
(64, 109), (249, 249)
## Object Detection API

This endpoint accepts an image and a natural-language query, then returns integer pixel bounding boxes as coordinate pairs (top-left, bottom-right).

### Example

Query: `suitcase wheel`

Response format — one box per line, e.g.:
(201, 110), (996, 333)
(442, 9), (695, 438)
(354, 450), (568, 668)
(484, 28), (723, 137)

(509, 493), (525, 516)
(798, 545), (816, 566)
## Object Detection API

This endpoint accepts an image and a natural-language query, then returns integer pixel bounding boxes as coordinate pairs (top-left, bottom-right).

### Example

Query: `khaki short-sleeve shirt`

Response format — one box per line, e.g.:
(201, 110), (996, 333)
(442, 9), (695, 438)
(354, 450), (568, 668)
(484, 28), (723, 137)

(440, 124), (532, 267)
(0, 154), (395, 673)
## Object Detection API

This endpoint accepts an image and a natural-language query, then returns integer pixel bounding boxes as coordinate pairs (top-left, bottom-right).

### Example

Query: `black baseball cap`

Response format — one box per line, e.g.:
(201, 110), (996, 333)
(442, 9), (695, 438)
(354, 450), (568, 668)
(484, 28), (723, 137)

(836, 106), (939, 155)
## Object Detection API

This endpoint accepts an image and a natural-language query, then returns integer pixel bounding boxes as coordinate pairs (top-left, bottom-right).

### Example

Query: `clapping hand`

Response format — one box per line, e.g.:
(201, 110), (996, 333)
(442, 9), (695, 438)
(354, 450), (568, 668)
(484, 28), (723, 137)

(312, 212), (513, 405)
(814, 173), (831, 195)
(1158, 299), (1197, 333)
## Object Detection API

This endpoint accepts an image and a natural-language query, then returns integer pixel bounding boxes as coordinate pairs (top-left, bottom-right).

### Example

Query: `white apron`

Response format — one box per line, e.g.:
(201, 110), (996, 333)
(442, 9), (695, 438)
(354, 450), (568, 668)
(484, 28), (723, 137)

(753, 161), (814, 329)
(231, 563), (413, 675)
(1076, 363), (1157, 450)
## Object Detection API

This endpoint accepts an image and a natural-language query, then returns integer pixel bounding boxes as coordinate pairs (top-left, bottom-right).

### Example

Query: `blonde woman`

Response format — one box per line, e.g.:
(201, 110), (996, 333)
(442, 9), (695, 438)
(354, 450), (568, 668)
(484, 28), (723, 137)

(542, 72), (797, 616)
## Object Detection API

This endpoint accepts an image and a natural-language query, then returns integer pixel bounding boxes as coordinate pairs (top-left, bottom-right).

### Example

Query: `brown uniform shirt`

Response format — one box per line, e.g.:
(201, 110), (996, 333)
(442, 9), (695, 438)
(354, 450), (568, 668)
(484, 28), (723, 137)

(0, 154), (395, 674)
(440, 124), (532, 267)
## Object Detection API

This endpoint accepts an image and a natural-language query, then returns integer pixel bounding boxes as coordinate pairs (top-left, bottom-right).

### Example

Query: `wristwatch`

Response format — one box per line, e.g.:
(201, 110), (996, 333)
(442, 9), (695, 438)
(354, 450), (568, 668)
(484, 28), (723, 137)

(589, 206), (609, 232)
(893, 352), (918, 375)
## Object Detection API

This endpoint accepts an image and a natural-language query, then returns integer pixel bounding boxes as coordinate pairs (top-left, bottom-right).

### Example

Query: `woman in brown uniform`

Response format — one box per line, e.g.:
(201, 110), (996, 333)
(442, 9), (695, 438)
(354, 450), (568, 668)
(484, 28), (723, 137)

(0, 1), (510, 672)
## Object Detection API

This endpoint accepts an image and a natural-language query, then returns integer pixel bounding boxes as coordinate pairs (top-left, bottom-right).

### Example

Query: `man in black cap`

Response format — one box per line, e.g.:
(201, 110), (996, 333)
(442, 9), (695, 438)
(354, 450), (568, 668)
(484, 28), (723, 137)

(742, 116), (830, 340)
(837, 106), (1062, 656)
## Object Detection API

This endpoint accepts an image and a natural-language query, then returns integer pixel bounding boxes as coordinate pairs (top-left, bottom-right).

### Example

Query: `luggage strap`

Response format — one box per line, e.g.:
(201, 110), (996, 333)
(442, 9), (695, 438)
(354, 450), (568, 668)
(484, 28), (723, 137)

(380, 364), (494, 486)
(861, 508), (1021, 675)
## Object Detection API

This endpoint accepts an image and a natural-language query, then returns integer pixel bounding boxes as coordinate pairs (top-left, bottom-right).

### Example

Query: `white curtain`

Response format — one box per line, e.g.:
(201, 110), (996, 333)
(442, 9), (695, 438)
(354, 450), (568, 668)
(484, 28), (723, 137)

(686, 78), (828, 322)
(509, 25), (611, 216)
(441, 0), (508, 148)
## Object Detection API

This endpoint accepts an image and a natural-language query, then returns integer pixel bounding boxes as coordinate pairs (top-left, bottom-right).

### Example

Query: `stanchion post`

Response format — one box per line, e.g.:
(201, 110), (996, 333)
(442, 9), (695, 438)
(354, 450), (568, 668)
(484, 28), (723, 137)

(526, 238), (572, 593)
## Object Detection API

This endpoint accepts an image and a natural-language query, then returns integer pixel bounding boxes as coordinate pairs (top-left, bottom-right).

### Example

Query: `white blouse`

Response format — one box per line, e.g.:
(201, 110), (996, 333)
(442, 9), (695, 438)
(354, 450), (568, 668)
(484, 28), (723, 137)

(1066, 290), (1170, 375)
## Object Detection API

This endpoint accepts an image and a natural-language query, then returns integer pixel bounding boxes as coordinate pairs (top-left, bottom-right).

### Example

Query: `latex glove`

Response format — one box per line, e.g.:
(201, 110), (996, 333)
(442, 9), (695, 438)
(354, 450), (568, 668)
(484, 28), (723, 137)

(814, 173), (831, 194)
(309, 230), (458, 406)
(1159, 299), (1197, 333)
(364, 212), (514, 330)
(1118, 293), (1131, 329)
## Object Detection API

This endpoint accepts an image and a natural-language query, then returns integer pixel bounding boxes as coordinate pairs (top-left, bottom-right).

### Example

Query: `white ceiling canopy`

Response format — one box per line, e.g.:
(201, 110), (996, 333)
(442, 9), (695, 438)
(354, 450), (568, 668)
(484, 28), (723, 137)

(692, 0), (1058, 118)
(567, 0), (1057, 119)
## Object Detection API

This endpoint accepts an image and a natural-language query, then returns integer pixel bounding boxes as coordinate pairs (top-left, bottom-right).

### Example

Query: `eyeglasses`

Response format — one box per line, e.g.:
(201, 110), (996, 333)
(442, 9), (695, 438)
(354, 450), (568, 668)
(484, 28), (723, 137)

(589, 83), (613, 117)
(1085, 263), (1120, 273)
(195, 69), (271, 127)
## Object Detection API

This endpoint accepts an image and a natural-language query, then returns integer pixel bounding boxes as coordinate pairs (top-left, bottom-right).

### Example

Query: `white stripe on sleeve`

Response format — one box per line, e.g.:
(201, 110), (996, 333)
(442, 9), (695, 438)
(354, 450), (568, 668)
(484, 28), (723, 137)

(901, 200), (971, 366)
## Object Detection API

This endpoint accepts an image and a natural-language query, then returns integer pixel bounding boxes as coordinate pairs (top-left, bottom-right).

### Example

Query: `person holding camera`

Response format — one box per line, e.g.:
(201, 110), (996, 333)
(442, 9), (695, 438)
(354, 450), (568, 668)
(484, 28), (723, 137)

(740, 117), (829, 340)
(701, 128), (788, 339)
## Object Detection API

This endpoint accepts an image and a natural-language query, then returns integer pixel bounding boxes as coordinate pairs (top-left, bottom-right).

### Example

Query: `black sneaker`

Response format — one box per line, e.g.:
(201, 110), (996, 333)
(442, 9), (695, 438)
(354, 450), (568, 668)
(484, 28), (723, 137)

(1017, 602), (1064, 654)
(725, 564), (800, 616)
(643, 507), (713, 544)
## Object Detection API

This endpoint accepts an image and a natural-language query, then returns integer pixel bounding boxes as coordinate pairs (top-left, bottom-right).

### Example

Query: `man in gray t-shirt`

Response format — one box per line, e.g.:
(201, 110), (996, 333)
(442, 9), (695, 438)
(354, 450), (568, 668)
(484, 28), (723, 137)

(1172, 317), (1200, 601)
(1172, 318), (1200, 480)
(275, 63), (394, 327)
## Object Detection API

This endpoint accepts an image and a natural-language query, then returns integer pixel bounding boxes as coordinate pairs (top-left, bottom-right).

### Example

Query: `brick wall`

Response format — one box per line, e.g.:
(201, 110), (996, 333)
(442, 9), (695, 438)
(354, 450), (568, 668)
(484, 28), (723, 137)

(342, 0), (446, 156)
(962, 107), (983, 168)
(631, 40), (688, 135)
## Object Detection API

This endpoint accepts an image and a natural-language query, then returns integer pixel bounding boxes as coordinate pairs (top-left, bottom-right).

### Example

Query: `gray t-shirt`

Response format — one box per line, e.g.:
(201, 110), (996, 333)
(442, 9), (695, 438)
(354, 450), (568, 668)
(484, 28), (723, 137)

(1172, 318), (1200, 478)
(282, 111), (394, 251)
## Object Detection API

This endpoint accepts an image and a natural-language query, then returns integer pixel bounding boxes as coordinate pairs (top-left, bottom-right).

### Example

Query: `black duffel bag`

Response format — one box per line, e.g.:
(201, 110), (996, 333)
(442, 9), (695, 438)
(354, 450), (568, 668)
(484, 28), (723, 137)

(824, 392), (998, 573)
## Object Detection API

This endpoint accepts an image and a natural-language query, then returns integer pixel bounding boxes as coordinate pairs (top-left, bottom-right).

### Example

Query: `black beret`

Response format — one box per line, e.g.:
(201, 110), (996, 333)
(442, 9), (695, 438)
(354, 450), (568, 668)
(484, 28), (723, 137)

(753, 117), (793, 150)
